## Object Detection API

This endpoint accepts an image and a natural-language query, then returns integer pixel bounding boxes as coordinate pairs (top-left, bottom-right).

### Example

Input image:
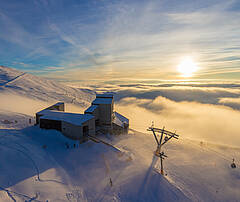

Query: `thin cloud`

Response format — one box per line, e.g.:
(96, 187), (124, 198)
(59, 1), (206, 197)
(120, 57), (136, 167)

(45, 66), (65, 71)
(53, 0), (240, 80)
(1, 0), (240, 80)
(0, 10), (51, 58)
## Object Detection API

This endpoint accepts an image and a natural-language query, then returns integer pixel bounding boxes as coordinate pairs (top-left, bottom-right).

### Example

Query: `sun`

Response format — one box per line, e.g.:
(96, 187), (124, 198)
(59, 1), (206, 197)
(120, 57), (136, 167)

(177, 57), (198, 77)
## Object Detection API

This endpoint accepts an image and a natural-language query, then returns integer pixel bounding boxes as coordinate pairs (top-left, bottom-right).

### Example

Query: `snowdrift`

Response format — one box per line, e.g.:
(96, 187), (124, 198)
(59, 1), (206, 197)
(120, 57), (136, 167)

(0, 66), (95, 107)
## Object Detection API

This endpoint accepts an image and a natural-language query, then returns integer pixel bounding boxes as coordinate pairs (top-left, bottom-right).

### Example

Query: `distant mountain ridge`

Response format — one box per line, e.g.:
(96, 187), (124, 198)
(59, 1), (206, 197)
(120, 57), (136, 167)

(0, 65), (95, 107)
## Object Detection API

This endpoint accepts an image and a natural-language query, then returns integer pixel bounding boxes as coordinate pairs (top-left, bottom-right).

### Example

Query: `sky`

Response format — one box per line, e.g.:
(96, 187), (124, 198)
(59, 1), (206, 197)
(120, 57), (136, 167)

(1, 2), (240, 199)
(0, 0), (240, 82)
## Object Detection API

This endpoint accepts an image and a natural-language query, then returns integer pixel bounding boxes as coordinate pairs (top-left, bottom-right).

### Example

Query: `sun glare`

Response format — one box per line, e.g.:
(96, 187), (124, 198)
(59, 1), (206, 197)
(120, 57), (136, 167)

(177, 57), (198, 77)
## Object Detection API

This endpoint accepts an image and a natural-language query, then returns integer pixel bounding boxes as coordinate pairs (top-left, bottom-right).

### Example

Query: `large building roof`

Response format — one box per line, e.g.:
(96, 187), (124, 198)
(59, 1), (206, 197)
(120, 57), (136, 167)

(40, 110), (94, 126)
(36, 102), (64, 115)
(96, 93), (114, 98)
(92, 97), (113, 105)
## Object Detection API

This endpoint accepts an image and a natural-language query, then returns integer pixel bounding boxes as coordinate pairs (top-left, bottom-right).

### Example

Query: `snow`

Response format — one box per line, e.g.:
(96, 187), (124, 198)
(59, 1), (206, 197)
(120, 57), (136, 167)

(0, 66), (24, 85)
(1, 108), (240, 201)
(0, 66), (240, 201)
(0, 66), (95, 107)
(0, 110), (32, 129)
(96, 93), (114, 98)
(113, 112), (129, 127)
(0, 112), (190, 201)
(92, 98), (113, 105)
(40, 111), (94, 126)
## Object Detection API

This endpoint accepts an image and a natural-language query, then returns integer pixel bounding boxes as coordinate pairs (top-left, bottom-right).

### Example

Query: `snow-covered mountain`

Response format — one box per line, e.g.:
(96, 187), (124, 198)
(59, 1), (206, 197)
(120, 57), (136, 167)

(0, 110), (191, 202)
(0, 65), (240, 202)
(1, 112), (239, 201)
(0, 66), (191, 201)
(0, 66), (95, 107)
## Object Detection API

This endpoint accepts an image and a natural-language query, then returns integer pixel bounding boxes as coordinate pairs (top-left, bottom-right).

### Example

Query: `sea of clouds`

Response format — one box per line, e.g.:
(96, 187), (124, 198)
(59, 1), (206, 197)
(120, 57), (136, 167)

(1, 80), (240, 147)
(88, 81), (240, 147)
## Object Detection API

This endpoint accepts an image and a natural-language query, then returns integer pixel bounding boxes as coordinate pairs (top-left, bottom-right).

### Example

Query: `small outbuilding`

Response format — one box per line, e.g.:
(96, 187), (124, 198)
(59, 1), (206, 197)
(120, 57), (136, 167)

(113, 112), (129, 135)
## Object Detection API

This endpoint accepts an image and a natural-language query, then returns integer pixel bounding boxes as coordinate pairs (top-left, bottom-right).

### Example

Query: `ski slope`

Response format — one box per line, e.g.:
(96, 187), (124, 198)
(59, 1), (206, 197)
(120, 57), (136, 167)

(0, 66), (240, 201)
(0, 109), (240, 201)
(0, 112), (190, 202)
(112, 131), (240, 201)
(0, 66), (95, 107)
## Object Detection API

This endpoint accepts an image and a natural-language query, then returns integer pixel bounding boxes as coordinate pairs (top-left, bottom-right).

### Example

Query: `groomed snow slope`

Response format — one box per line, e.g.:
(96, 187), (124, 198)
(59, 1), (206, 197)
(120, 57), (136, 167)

(0, 66), (95, 107)
(112, 131), (240, 202)
(0, 110), (240, 201)
(0, 112), (190, 202)
(0, 66), (239, 201)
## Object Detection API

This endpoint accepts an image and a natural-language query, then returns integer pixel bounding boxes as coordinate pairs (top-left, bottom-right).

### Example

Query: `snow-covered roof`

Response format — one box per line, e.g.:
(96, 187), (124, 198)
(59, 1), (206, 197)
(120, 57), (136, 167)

(52, 102), (64, 106)
(96, 93), (114, 98)
(85, 105), (98, 113)
(40, 111), (94, 126)
(36, 102), (64, 115)
(113, 111), (129, 127)
(92, 97), (113, 105)
(36, 108), (50, 115)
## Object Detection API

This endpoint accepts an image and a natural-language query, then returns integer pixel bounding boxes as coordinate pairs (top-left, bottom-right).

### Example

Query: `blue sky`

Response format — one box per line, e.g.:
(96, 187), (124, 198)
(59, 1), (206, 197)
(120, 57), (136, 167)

(0, 0), (240, 82)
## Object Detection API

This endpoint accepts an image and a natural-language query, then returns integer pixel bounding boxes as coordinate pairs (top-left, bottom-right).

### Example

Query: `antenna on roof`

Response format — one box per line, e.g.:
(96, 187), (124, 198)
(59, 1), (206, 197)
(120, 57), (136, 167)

(147, 125), (179, 175)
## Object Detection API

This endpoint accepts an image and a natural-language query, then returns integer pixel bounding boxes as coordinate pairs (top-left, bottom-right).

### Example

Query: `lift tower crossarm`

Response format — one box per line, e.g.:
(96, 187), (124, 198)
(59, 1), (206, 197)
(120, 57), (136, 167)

(147, 126), (180, 175)
(148, 127), (179, 139)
